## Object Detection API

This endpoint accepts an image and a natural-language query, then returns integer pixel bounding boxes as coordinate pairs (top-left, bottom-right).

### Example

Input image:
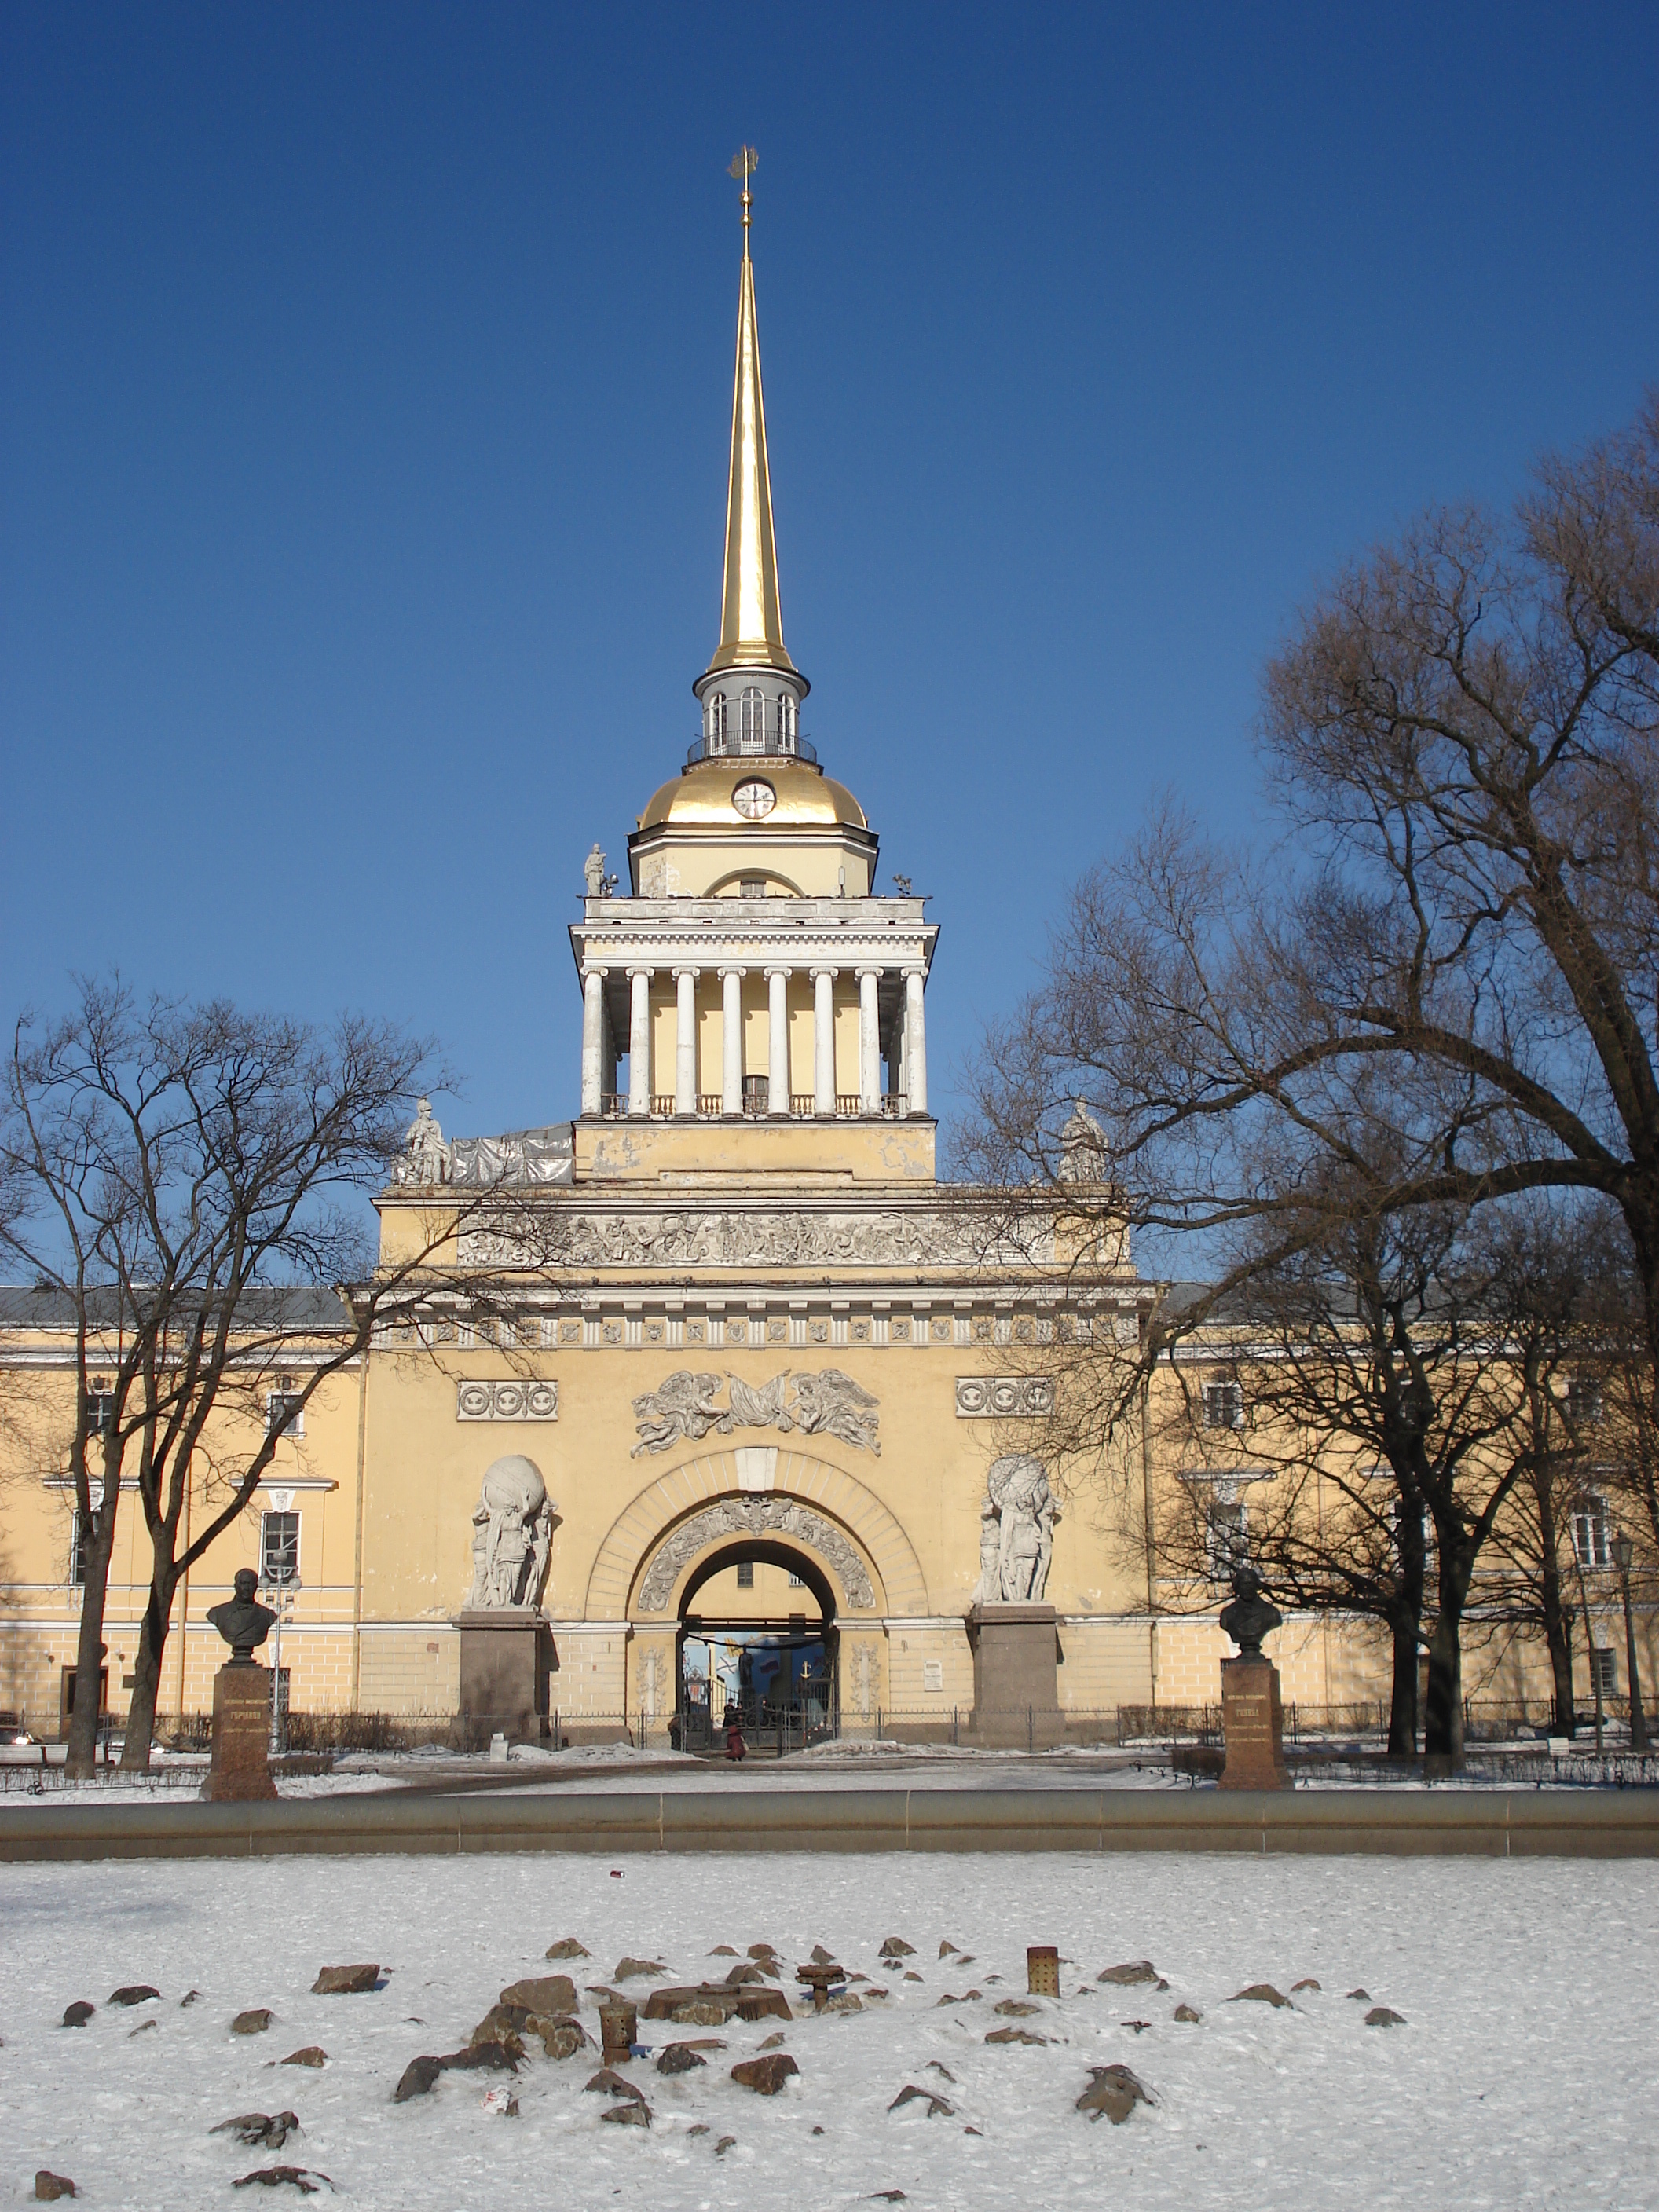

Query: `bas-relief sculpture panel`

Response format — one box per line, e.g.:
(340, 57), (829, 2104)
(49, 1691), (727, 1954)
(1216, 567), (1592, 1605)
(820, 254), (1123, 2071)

(456, 1207), (1049, 1271)
(456, 1379), (559, 1422)
(636, 1497), (877, 1614)
(954, 1376), (1055, 1418)
(629, 1370), (881, 1456)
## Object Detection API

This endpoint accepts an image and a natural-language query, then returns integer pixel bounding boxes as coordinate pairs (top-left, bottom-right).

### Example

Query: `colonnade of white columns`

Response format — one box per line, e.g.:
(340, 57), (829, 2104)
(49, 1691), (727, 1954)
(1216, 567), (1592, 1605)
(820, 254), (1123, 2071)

(578, 962), (928, 1119)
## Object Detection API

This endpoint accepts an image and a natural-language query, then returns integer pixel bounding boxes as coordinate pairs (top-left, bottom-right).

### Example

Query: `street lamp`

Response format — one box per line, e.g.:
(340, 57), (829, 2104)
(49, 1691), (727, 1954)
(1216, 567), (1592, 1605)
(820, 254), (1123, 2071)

(1610, 1533), (1649, 1756)
(259, 1573), (300, 1759)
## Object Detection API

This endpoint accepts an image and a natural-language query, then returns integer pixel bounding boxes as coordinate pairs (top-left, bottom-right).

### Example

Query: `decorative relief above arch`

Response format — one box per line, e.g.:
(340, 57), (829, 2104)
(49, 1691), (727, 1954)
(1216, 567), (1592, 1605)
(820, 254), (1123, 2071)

(582, 1448), (929, 1622)
(637, 1496), (875, 1613)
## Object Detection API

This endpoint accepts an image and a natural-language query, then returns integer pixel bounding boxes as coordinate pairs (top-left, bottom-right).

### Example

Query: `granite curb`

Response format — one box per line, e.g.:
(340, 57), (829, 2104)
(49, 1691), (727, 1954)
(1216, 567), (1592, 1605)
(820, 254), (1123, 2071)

(2, 1785), (1657, 1862)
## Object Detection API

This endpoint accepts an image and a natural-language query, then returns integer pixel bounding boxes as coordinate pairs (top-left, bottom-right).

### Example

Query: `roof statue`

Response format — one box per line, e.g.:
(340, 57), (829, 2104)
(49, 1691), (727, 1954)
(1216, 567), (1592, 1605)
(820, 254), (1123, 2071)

(1057, 1098), (1108, 1184)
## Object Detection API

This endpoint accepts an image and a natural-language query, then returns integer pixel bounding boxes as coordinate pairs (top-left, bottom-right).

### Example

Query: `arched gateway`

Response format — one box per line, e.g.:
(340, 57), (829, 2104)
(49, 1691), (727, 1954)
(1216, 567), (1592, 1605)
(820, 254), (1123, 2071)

(587, 1449), (928, 1738)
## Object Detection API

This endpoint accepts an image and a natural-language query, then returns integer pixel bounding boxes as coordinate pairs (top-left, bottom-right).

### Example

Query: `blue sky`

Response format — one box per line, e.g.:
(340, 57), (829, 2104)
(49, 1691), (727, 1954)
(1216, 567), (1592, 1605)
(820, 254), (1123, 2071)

(4, 5), (1656, 1155)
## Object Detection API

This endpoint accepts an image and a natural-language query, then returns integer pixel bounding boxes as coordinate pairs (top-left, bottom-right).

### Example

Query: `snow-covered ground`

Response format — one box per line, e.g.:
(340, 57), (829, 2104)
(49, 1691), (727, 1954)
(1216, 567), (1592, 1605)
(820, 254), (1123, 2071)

(2, 1848), (1654, 2210)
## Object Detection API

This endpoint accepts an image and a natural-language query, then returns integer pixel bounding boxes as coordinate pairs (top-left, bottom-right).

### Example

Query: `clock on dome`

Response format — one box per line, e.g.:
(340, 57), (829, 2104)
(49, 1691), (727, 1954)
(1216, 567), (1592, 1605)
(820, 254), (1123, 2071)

(732, 778), (776, 820)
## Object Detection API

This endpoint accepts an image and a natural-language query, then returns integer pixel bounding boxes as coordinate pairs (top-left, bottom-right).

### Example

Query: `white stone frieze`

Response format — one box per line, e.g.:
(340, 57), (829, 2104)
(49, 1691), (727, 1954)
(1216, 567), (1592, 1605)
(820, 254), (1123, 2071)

(456, 1203), (1042, 1272)
(456, 1379), (559, 1422)
(954, 1376), (1055, 1418)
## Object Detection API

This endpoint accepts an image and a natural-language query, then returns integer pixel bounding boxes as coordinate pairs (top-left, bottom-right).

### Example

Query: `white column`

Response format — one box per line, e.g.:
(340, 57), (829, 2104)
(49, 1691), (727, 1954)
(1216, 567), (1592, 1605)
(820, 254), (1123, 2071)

(811, 969), (836, 1115)
(767, 968), (791, 1115)
(581, 969), (605, 1116)
(904, 968), (928, 1116)
(674, 968), (698, 1115)
(628, 969), (652, 1115)
(858, 968), (881, 1113)
(721, 968), (743, 1115)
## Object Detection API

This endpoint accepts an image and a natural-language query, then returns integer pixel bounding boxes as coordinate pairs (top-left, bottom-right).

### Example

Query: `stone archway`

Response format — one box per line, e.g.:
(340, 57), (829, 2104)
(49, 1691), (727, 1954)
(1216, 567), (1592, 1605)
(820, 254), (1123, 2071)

(584, 1446), (931, 1624)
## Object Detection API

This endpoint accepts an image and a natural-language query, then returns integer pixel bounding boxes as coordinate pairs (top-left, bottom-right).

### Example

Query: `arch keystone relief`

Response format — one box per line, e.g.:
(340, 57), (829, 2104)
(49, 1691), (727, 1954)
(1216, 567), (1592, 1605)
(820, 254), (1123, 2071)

(637, 1496), (877, 1614)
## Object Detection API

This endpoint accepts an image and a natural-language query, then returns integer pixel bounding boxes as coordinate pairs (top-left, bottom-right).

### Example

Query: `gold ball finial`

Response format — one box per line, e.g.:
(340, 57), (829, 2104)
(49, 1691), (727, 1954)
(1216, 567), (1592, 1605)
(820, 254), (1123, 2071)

(728, 145), (758, 241)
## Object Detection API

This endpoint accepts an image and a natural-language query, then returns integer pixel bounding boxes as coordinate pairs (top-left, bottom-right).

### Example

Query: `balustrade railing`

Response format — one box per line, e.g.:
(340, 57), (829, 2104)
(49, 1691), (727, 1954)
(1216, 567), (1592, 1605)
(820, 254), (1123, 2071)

(594, 1092), (910, 1120)
(687, 728), (817, 767)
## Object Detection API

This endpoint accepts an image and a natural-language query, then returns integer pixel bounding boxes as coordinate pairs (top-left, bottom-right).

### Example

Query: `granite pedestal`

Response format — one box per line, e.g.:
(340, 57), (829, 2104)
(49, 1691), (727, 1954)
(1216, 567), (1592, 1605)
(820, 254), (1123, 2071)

(968, 1602), (1064, 1747)
(1218, 1654), (1292, 1789)
(456, 1609), (549, 1747)
(200, 1661), (277, 1802)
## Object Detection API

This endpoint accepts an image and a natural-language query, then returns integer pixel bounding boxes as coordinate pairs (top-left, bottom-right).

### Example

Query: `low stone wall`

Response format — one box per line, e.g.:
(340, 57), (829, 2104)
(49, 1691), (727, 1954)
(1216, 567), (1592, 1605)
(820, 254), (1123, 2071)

(2, 1785), (1656, 1863)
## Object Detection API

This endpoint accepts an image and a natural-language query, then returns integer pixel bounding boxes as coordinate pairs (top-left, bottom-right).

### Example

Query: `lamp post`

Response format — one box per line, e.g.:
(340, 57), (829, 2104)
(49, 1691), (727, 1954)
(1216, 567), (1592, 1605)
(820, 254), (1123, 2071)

(260, 1576), (299, 1759)
(1610, 1533), (1649, 1756)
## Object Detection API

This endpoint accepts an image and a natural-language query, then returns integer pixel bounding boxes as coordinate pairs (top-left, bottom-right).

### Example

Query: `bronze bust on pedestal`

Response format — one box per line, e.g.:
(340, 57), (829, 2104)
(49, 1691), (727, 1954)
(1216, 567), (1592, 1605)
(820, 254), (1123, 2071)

(206, 1567), (276, 1663)
(1218, 1564), (1282, 1657)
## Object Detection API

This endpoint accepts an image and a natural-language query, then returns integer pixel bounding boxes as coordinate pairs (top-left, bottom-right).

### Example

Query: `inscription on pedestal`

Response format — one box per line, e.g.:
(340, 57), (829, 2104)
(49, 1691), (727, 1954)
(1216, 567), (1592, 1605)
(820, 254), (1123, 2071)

(201, 1661), (277, 1802)
(1218, 1656), (1291, 1791)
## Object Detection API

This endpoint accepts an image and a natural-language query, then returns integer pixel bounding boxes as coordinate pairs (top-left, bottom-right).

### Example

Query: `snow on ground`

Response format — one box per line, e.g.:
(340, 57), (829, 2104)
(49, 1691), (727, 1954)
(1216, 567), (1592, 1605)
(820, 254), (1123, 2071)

(2, 1848), (1654, 2211)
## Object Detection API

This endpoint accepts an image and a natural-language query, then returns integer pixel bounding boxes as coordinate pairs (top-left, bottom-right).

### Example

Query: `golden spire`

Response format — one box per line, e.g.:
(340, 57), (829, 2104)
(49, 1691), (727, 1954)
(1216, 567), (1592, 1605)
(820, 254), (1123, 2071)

(706, 147), (797, 676)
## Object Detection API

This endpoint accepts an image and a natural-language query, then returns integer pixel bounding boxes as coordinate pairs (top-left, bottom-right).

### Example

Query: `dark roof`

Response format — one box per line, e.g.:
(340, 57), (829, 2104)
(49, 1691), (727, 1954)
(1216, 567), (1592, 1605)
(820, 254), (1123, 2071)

(0, 1285), (352, 1333)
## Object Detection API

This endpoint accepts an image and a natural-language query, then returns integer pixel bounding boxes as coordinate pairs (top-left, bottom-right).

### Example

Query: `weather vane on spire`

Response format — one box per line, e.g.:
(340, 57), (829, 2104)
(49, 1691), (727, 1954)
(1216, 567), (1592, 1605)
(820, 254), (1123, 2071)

(728, 146), (758, 245)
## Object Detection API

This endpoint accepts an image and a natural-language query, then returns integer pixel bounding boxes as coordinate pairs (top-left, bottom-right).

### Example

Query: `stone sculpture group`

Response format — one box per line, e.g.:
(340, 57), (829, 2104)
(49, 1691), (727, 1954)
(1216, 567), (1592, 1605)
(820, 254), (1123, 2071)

(465, 1455), (556, 1611)
(972, 1455), (1059, 1604)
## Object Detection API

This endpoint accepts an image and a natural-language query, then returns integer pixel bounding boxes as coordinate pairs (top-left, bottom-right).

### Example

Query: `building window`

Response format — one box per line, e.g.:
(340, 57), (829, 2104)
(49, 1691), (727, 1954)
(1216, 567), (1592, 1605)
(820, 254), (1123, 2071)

(1591, 1647), (1618, 1697)
(1392, 1499), (1436, 1587)
(1203, 1381), (1244, 1431)
(740, 687), (766, 751)
(85, 1382), (115, 1434)
(1565, 1378), (1605, 1427)
(706, 691), (727, 745)
(735, 1561), (755, 1588)
(742, 1074), (768, 1117)
(68, 1509), (98, 1588)
(261, 1510), (300, 1586)
(780, 693), (797, 742)
(1206, 1497), (1247, 1579)
(1572, 1496), (1612, 1570)
(266, 1390), (305, 1441)
(740, 877), (767, 899)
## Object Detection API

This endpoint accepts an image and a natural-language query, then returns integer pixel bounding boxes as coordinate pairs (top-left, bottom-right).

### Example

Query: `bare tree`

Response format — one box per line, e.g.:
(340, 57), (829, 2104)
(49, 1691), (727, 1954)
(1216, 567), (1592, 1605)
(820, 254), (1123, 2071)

(0, 980), (489, 1775)
(966, 391), (1659, 1384)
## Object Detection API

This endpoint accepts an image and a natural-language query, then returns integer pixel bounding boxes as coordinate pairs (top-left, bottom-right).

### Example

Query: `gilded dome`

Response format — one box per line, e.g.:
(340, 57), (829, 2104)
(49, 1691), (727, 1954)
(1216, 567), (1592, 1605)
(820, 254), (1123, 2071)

(636, 760), (868, 833)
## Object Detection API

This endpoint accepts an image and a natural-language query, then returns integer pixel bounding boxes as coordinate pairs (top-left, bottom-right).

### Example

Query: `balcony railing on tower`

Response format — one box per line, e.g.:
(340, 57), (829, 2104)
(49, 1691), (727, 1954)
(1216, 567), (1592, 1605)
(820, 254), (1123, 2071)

(597, 1093), (909, 1120)
(686, 727), (817, 767)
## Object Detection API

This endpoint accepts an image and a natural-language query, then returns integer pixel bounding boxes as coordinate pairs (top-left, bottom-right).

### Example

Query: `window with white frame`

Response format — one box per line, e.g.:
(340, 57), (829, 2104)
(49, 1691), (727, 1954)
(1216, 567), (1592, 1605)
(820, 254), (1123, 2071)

(780, 693), (797, 742)
(1565, 1377), (1605, 1427)
(266, 1389), (305, 1441)
(85, 1381), (116, 1434)
(706, 691), (727, 745)
(68, 1507), (98, 1588)
(1392, 1497), (1436, 1586)
(1590, 1647), (1618, 1697)
(735, 1561), (755, 1588)
(739, 687), (765, 750)
(1572, 1495), (1613, 1570)
(1206, 1496), (1248, 1579)
(1203, 1380), (1244, 1431)
(261, 1509), (300, 1586)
